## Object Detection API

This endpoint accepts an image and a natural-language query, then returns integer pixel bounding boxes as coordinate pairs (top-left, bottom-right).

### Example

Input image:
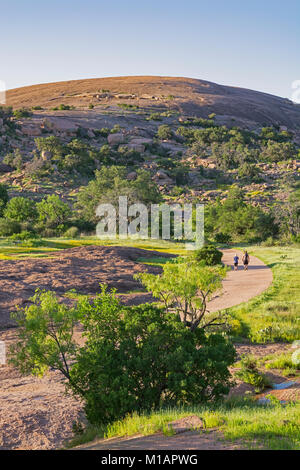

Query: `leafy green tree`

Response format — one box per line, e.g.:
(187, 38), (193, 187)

(76, 166), (161, 222)
(10, 287), (236, 425)
(260, 141), (296, 162)
(0, 184), (9, 217)
(36, 194), (71, 228)
(205, 186), (278, 242)
(0, 218), (21, 236)
(136, 260), (227, 332)
(4, 197), (37, 222)
(10, 290), (81, 388)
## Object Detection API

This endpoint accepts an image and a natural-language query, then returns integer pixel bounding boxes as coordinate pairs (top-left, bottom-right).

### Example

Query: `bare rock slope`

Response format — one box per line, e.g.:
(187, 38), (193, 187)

(7, 76), (300, 129)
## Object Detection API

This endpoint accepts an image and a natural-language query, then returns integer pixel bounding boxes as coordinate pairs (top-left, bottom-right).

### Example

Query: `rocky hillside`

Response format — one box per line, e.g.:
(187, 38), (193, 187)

(0, 76), (299, 237)
(6, 76), (300, 130)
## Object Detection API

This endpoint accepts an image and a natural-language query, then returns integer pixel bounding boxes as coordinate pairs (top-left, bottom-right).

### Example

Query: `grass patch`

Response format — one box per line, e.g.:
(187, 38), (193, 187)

(65, 399), (300, 450)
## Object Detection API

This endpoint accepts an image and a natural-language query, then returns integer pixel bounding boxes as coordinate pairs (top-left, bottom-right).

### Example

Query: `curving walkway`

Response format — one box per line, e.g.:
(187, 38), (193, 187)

(207, 249), (273, 313)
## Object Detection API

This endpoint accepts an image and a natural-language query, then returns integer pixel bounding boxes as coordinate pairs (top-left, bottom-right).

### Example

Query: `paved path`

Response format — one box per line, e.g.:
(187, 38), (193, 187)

(207, 249), (273, 313)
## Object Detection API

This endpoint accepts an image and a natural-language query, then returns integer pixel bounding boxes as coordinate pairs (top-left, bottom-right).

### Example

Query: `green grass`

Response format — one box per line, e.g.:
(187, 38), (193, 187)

(66, 399), (300, 450)
(227, 245), (300, 343)
(0, 236), (185, 260)
(258, 351), (300, 377)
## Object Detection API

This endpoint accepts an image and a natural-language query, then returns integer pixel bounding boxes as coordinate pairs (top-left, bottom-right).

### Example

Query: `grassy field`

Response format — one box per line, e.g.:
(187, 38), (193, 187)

(67, 398), (300, 450)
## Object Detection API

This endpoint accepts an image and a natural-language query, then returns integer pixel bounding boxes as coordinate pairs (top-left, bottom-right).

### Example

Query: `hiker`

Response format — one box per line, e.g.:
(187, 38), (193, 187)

(233, 253), (239, 271)
(242, 251), (250, 270)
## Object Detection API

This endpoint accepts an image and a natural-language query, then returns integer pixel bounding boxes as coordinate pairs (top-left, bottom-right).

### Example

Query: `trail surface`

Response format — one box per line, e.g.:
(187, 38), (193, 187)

(207, 249), (273, 313)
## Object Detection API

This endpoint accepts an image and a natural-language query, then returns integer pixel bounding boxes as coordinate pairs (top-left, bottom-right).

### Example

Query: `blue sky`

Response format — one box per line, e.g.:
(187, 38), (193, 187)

(0, 0), (299, 98)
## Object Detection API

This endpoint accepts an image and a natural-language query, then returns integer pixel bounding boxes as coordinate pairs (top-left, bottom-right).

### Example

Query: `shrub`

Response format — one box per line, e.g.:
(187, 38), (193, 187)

(235, 355), (271, 393)
(10, 230), (37, 241)
(13, 108), (32, 119)
(0, 218), (21, 236)
(64, 226), (80, 238)
(157, 125), (173, 140)
(0, 184), (9, 217)
(193, 245), (223, 266)
(214, 232), (232, 244)
(10, 288), (236, 426)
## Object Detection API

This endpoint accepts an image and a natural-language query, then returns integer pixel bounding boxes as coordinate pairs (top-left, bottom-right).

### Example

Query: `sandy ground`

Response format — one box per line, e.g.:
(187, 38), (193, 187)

(76, 430), (242, 451)
(0, 245), (291, 450)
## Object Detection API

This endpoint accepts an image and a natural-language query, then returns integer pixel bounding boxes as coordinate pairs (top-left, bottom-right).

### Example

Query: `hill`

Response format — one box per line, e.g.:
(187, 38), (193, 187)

(6, 76), (300, 129)
(0, 76), (299, 244)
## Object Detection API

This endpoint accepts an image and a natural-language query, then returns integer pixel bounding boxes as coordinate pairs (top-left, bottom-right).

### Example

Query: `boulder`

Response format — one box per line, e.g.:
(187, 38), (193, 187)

(126, 143), (145, 153)
(129, 137), (153, 145)
(87, 129), (95, 138)
(127, 171), (137, 180)
(107, 133), (125, 146)
(42, 118), (79, 135)
(21, 124), (42, 136)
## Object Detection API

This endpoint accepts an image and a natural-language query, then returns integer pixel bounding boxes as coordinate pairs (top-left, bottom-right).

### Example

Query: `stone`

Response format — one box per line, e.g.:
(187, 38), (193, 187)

(155, 170), (169, 180)
(0, 341), (5, 365)
(167, 415), (204, 434)
(126, 143), (145, 153)
(107, 133), (125, 146)
(87, 129), (95, 138)
(127, 171), (137, 180)
(21, 124), (42, 136)
(129, 137), (153, 145)
(43, 118), (79, 135)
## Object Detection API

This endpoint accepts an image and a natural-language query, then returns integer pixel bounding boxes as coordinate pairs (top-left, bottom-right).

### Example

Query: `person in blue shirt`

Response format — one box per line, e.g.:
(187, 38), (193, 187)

(233, 254), (239, 271)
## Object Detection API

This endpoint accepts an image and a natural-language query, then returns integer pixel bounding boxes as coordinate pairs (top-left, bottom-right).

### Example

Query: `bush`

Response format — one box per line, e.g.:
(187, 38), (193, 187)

(157, 125), (173, 140)
(193, 245), (223, 266)
(13, 108), (32, 119)
(235, 355), (271, 393)
(0, 184), (9, 217)
(10, 288), (236, 426)
(64, 226), (80, 238)
(0, 218), (21, 236)
(10, 230), (38, 241)
(214, 232), (232, 244)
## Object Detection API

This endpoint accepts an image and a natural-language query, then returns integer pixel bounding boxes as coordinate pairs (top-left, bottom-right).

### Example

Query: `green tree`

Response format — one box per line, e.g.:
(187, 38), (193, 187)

(135, 260), (227, 332)
(4, 197), (37, 222)
(36, 195), (71, 228)
(10, 287), (236, 425)
(76, 166), (161, 222)
(0, 184), (9, 217)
